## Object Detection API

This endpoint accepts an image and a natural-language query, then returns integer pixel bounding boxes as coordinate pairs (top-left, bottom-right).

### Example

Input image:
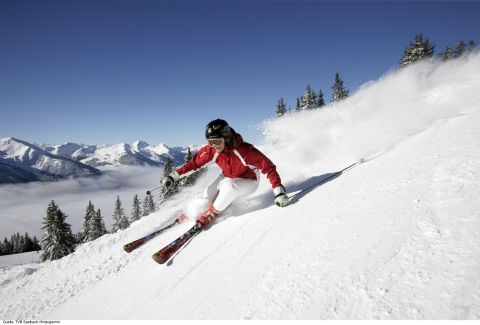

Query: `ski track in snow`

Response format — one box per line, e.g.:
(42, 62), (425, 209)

(1, 55), (480, 320)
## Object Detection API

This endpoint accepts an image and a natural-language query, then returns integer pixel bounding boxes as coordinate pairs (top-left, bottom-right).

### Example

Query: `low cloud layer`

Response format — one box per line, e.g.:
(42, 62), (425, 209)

(0, 166), (164, 239)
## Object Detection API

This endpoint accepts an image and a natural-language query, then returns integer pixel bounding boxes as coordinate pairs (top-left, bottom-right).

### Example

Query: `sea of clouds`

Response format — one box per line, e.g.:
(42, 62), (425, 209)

(0, 166), (164, 239)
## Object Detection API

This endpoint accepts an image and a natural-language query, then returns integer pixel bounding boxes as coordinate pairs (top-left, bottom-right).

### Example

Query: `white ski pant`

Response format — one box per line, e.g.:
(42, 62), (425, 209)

(187, 171), (260, 218)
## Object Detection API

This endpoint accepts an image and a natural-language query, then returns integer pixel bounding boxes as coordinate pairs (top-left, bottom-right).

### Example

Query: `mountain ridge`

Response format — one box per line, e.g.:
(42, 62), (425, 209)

(0, 137), (197, 184)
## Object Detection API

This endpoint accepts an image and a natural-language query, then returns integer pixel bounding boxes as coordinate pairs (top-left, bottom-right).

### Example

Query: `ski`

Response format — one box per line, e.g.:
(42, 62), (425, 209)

(152, 222), (202, 264)
(123, 213), (188, 253)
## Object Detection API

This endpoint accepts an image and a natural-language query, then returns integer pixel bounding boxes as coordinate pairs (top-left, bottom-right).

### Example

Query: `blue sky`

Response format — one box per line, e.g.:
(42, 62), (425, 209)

(1, 0), (479, 147)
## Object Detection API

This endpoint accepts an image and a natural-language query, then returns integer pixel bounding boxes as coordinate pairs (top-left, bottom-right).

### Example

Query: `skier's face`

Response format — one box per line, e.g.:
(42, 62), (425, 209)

(208, 137), (225, 153)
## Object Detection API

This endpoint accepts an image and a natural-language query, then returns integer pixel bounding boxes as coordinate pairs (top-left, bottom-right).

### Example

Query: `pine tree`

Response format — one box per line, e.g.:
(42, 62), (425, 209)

(276, 98), (287, 117)
(1, 237), (11, 255)
(163, 157), (175, 177)
(97, 209), (108, 236)
(300, 85), (317, 110)
(179, 148), (193, 187)
(331, 73), (350, 103)
(180, 147), (205, 188)
(143, 195), (150, 216)
(454, 40), (465, 58)
(23, 232), (35, 252)
(11, 233), (20, 254)
(147, 192), (156, 213)
(32, 236), (41, 251)
(466, 40), (478, 54)
(81, 201), (96, 242)
(40, 200), (76, 261)
(295, 97), (302, 112)
(111, 196), (129, 233)
(441, 45), (455, 61)
(316, 89), (326, 108)
(131, 194), (142, 222)
(160, 157), (178, 200)
(88, 208), (107, 240)
(143, 192), (158, 215)
(441, 40), (477, 60)
(3, 237), (13, 255)
(400, 33), (435, 68)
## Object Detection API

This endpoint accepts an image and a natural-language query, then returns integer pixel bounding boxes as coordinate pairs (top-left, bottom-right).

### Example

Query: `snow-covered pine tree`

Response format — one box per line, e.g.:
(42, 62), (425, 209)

(179, 147), (205, 188)
(454, 40), (465, 58)
(466, 41), (478, 54)
(179, 148), (193, 187)
(11, 233), (20, 254)
(441, 45), (455, 61)
(87, 208), (107, 241)
(147, 192), (156, 213)
(160, 157), (178, 201)
(111, 196), (129, 233)
(23, 232), (35, 252)
(0, 238), (5, 255)
(143, 192), (156, 216)
(40, 200), (76, 261)
(80, 201), (96, 242)
(295, 97), (302, 112)
(131, 194), (142, 222)
(163, 157), (174, 177)
(300, 85), (317, 110)
(331, 73), (350, 103)
(276, 97), (287, 117)
(1, 237), (13, 255)
(317, 89), (326, 108)
(400, 33), (435, 68)
(97, 209), (108, 236)
(142, 195), (150, 216)
(32, 236), (41, 251)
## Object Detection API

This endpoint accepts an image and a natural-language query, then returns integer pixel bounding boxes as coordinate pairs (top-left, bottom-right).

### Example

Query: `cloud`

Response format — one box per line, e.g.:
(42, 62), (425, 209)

(0, 166), (164, 239)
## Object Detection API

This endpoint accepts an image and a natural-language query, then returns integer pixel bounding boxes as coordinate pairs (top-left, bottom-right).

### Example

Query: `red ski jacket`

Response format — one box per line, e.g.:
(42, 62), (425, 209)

(176, 132), (282, 189)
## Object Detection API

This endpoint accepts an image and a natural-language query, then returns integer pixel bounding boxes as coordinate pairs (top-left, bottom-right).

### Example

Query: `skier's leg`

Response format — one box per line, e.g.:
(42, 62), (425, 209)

(198, 176), (260, 227)
(185, 174), (223, 219)
(212, 174), (260, 212)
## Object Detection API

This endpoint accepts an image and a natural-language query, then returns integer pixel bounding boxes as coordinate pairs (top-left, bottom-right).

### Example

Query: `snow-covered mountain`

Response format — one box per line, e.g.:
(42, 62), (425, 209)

(41, 140), (193, 168)
(0, 138), (197, 184)
(0, 137), (101, 184)
(1, 54), (480, 320)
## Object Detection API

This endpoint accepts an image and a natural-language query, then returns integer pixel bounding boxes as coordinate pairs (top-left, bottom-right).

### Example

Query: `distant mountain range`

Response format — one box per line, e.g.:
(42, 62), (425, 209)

(0, 137), (196, 184)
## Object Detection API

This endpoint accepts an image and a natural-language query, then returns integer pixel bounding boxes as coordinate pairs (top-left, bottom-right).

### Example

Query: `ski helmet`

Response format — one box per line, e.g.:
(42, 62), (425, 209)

(205, 119), (231, 139)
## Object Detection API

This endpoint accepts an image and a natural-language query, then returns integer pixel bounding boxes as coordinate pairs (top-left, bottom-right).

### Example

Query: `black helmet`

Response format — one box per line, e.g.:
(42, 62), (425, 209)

(205, 119), (231, 139)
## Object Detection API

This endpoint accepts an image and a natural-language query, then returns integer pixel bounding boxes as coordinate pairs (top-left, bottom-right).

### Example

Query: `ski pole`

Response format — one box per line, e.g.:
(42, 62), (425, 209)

(146, 185), (162, 195)
(288, 162), (357, 200)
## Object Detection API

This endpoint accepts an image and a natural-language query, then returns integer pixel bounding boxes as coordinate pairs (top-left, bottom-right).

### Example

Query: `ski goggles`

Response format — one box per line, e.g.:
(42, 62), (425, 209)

(207, 137), (225, 148)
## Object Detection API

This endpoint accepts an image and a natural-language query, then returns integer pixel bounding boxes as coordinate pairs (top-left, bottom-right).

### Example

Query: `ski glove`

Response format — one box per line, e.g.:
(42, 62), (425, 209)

(162, 171), (180, 189)
(273, 186), (290, 207)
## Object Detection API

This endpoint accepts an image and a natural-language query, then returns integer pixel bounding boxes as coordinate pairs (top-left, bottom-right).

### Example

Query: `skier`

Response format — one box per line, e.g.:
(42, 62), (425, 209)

(162, 118), (290, 227)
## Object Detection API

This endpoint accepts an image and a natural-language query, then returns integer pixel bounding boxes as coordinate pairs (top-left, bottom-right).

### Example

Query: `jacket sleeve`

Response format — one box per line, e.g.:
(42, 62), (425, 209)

(176, 145), (214, 176)
(243, 145), (282, 189)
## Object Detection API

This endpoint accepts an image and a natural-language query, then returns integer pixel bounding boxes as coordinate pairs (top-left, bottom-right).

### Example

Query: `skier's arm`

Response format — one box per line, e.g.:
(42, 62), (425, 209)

(163, 145), (214, 188)
(244, 146), (282, 189)
(176, 145), (214, 176)
(244, 146), (289, 207)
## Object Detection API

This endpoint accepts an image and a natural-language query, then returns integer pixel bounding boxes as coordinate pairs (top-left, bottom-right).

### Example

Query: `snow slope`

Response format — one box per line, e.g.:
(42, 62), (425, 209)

(1, 54), (480, 320)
